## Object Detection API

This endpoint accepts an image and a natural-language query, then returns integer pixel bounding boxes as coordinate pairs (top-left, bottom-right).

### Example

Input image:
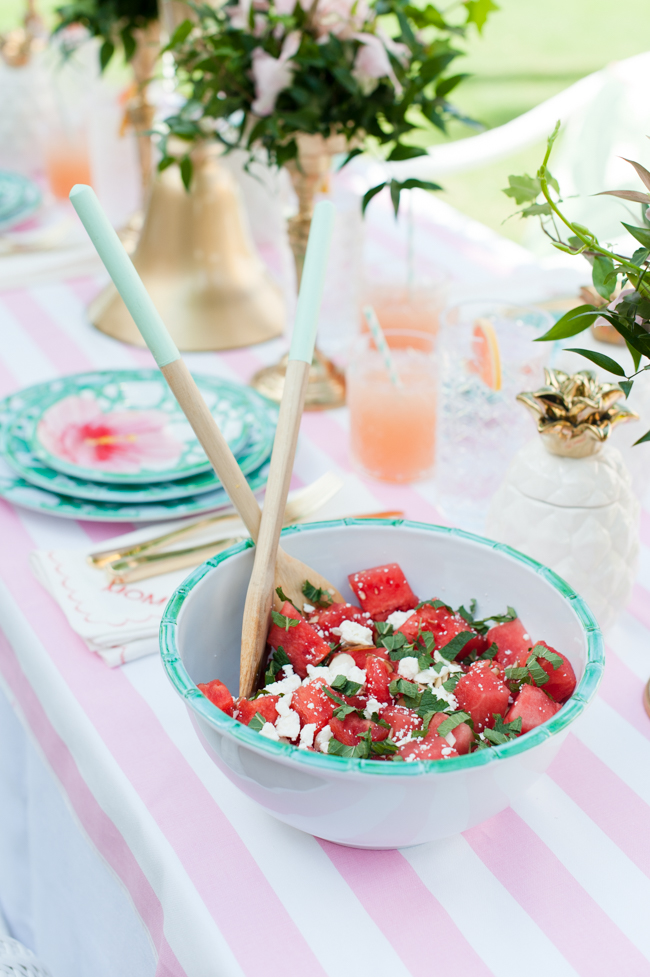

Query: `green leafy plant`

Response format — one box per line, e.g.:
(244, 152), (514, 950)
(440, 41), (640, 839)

(160, 0), (498, 207)
(504, 121), (650, 444)
(54, 0), (158, 70)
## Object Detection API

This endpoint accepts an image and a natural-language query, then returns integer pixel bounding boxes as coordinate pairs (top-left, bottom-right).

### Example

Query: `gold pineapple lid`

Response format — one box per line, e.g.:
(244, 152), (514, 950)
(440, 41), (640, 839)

(518, 368), (638, 458)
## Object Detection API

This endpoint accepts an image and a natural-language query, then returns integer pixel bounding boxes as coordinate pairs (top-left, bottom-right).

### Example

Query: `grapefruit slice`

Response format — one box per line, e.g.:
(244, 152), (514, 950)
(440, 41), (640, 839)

(471, 317), (502, 390)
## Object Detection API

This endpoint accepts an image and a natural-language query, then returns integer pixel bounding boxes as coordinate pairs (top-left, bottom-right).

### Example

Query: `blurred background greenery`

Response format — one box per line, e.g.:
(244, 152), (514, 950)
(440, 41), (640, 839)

(3, 0), (649, 241)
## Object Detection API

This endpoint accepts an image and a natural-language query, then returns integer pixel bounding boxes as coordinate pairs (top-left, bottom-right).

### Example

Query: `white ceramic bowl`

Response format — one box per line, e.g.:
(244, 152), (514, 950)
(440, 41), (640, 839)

(160, 519), (604, 849)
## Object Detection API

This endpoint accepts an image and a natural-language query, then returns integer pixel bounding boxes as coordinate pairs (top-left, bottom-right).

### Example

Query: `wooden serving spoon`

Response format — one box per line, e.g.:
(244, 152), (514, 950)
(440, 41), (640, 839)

(69, 185), (344, 630)
(239, 201), (339, 696)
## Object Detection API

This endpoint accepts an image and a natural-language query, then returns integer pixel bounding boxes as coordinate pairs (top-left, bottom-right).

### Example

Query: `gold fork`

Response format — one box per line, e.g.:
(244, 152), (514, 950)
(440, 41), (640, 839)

(89, 472), (344, 570)
(104, 508), (405, 584)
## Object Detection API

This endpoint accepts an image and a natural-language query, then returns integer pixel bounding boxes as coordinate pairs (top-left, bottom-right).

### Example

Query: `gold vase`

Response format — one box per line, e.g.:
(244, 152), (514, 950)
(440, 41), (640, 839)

(89, 143), (286, 350)
(250, 133), (347, 409)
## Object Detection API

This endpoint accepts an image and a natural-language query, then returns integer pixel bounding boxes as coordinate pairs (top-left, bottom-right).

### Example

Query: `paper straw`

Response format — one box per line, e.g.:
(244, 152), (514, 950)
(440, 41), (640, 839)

(289, 200), (336, 364)
(363, 305), (403, 388)
(69, 184), (180, 369)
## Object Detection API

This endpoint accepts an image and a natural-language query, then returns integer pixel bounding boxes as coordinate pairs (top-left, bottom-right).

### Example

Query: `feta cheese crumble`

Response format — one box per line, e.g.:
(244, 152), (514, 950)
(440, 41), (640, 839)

(331, 620), (373, 647)
(299, 723), (317, 749)
(264, 664), (301, 696)
(259, 722), (280, 741)
(274, 694), (301, 740)
(397, 656), (420, 681)
(364, 697), (383, 719)
(386, 609), (416, 629)
(315, 724), (333, 753)
(302, 602), (315, 614)
(327, 653), (366, 686)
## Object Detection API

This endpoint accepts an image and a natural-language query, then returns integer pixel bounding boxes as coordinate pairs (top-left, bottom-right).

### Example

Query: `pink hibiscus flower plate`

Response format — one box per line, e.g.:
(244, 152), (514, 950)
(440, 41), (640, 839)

(28, 371), (250, 485)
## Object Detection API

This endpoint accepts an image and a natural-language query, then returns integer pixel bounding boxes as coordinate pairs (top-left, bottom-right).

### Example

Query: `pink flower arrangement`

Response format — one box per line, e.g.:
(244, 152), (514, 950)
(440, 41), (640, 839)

(37, 395), (185, 475)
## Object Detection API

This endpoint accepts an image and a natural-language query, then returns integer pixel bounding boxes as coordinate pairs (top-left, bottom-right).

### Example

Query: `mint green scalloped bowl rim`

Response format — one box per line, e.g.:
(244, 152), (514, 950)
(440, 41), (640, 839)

(160, 518), (604, 777)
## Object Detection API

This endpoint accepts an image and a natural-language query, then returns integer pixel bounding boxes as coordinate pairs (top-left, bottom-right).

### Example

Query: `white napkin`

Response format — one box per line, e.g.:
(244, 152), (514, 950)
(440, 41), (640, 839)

(29, 474), (388, 667)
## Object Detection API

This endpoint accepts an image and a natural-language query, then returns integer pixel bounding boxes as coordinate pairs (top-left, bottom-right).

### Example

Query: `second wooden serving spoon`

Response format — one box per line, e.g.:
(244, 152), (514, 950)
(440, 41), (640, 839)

(240, 200), (338, 695)
(69, 185), (344, 661)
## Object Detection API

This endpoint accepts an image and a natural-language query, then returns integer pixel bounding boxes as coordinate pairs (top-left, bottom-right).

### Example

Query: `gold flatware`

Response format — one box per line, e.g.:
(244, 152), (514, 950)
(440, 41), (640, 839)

(104, 510), (405, 584)
(88, 471), (344, 569)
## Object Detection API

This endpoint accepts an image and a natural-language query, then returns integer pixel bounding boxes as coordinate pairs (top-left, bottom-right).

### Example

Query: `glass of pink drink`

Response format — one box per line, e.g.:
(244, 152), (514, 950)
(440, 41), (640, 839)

(347, 329), (437, 483)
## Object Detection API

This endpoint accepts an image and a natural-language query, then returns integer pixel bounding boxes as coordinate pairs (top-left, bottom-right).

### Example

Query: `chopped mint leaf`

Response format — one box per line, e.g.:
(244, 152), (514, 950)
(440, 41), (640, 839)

(374, 621), (394, 638)
(484, 716), (521, 745)
(275, 586), (299, 612)
(416, 631), (436, 656)
(333, 703), (358, 720)
(483, 727), (510, 745)
(271, 610), (300, 631)
(389, 678), (421, 708)
(302, 580), (334, 607)
(463, 605), (518, 636)
(438, 631), (476, 661)
(330, 675), (363, 697)
(322, 687), (347, 707)
(328, 737), (357, 757)
(493, 714), (522, 736)
(418, 688), (451, 717)
(411, 710), (435, 736)
(248, 712), (268, 732)
(416, 598), (452, 611)
(442, 673), (462, 692)
(264, 645), (292, 685)
(481, 642), (499, 661)
(458, 604), (475, 625)
(418, 654), (433, 671)
(436, 711), (471, 737)
(380, 632), (408, 652)
(374, 716), (391, 729)
(391, 754), (406, 762)
(526, 656), (549, 687)
(529, 644), (563, 670)
(505, 665), (529, 682)
(371, 738), (398, 755)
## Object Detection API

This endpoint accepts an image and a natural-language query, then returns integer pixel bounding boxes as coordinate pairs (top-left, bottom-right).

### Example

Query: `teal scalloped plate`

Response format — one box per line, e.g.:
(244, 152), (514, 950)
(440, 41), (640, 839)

(25, 371), (255, 484)
(0, 171), (41, 231)
(3, 387), (277, 504)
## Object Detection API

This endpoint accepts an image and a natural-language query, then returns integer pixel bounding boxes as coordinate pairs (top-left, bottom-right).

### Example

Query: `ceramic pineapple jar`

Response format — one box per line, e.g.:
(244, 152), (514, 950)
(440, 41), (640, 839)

(486, 369), (640, 632)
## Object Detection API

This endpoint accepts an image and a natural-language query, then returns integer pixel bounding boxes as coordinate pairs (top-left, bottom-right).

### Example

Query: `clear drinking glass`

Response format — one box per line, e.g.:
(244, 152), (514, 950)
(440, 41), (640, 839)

(347, 329), (437, 483)
(434, 301), (554, 530)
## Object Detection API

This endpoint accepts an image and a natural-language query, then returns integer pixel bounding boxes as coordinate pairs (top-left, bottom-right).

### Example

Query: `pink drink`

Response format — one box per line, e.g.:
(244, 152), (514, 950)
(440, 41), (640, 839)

(347, 330), (436, 483)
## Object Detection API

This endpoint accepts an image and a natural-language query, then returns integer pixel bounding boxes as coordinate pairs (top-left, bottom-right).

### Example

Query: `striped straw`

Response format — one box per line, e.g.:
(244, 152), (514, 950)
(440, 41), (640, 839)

(363, 305), (403, 388)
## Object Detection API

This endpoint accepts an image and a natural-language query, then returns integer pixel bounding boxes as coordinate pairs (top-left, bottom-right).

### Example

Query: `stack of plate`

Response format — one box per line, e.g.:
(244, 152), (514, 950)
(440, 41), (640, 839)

(0, 171), (42, 232)
(0, 370), (277, 522)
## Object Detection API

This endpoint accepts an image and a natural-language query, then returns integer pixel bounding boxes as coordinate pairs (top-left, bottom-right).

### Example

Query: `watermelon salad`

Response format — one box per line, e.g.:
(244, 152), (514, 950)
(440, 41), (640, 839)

(198, 562), (577, 762)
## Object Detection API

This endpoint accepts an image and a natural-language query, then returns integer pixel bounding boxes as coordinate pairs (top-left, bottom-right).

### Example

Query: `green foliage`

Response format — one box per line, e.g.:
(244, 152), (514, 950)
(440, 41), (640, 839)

(160, 0), (497, 214)
(503, 123), (650, 435)
(54, 0), (158, 70)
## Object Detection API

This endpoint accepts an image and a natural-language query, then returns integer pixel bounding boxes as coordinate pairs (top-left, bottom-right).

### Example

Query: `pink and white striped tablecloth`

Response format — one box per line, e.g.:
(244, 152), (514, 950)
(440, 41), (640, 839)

(1, 195), (650, 977)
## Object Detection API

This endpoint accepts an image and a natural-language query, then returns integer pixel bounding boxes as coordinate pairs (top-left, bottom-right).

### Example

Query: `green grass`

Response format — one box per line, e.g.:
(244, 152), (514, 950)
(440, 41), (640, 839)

(420, 0), (650, 240)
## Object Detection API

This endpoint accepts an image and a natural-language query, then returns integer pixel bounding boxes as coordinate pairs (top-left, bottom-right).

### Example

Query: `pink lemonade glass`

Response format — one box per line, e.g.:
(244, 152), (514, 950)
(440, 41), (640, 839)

(347, 329), (437, 483)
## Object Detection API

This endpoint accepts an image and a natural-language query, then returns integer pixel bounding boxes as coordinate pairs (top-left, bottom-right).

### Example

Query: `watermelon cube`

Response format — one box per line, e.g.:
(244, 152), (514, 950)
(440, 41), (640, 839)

(197, 679), (234, 716)
(532, 641), (577, 702)
(235, 694), (279, 726)
(399, 734), (458, 762)
(398, 602), (487, 659)
(267, 601), (331, 678)
(330, 713), (390, 746)
(454, 660), (510, 732)
(505, 683), (561, 734)
(310, 603), (373, 642)
(365, 655), (394, 704)
(487, 618), (533, 668)
(381, 705), (422, 741)
(348, 563), (418, 621)
(292, 680), (335, 732)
